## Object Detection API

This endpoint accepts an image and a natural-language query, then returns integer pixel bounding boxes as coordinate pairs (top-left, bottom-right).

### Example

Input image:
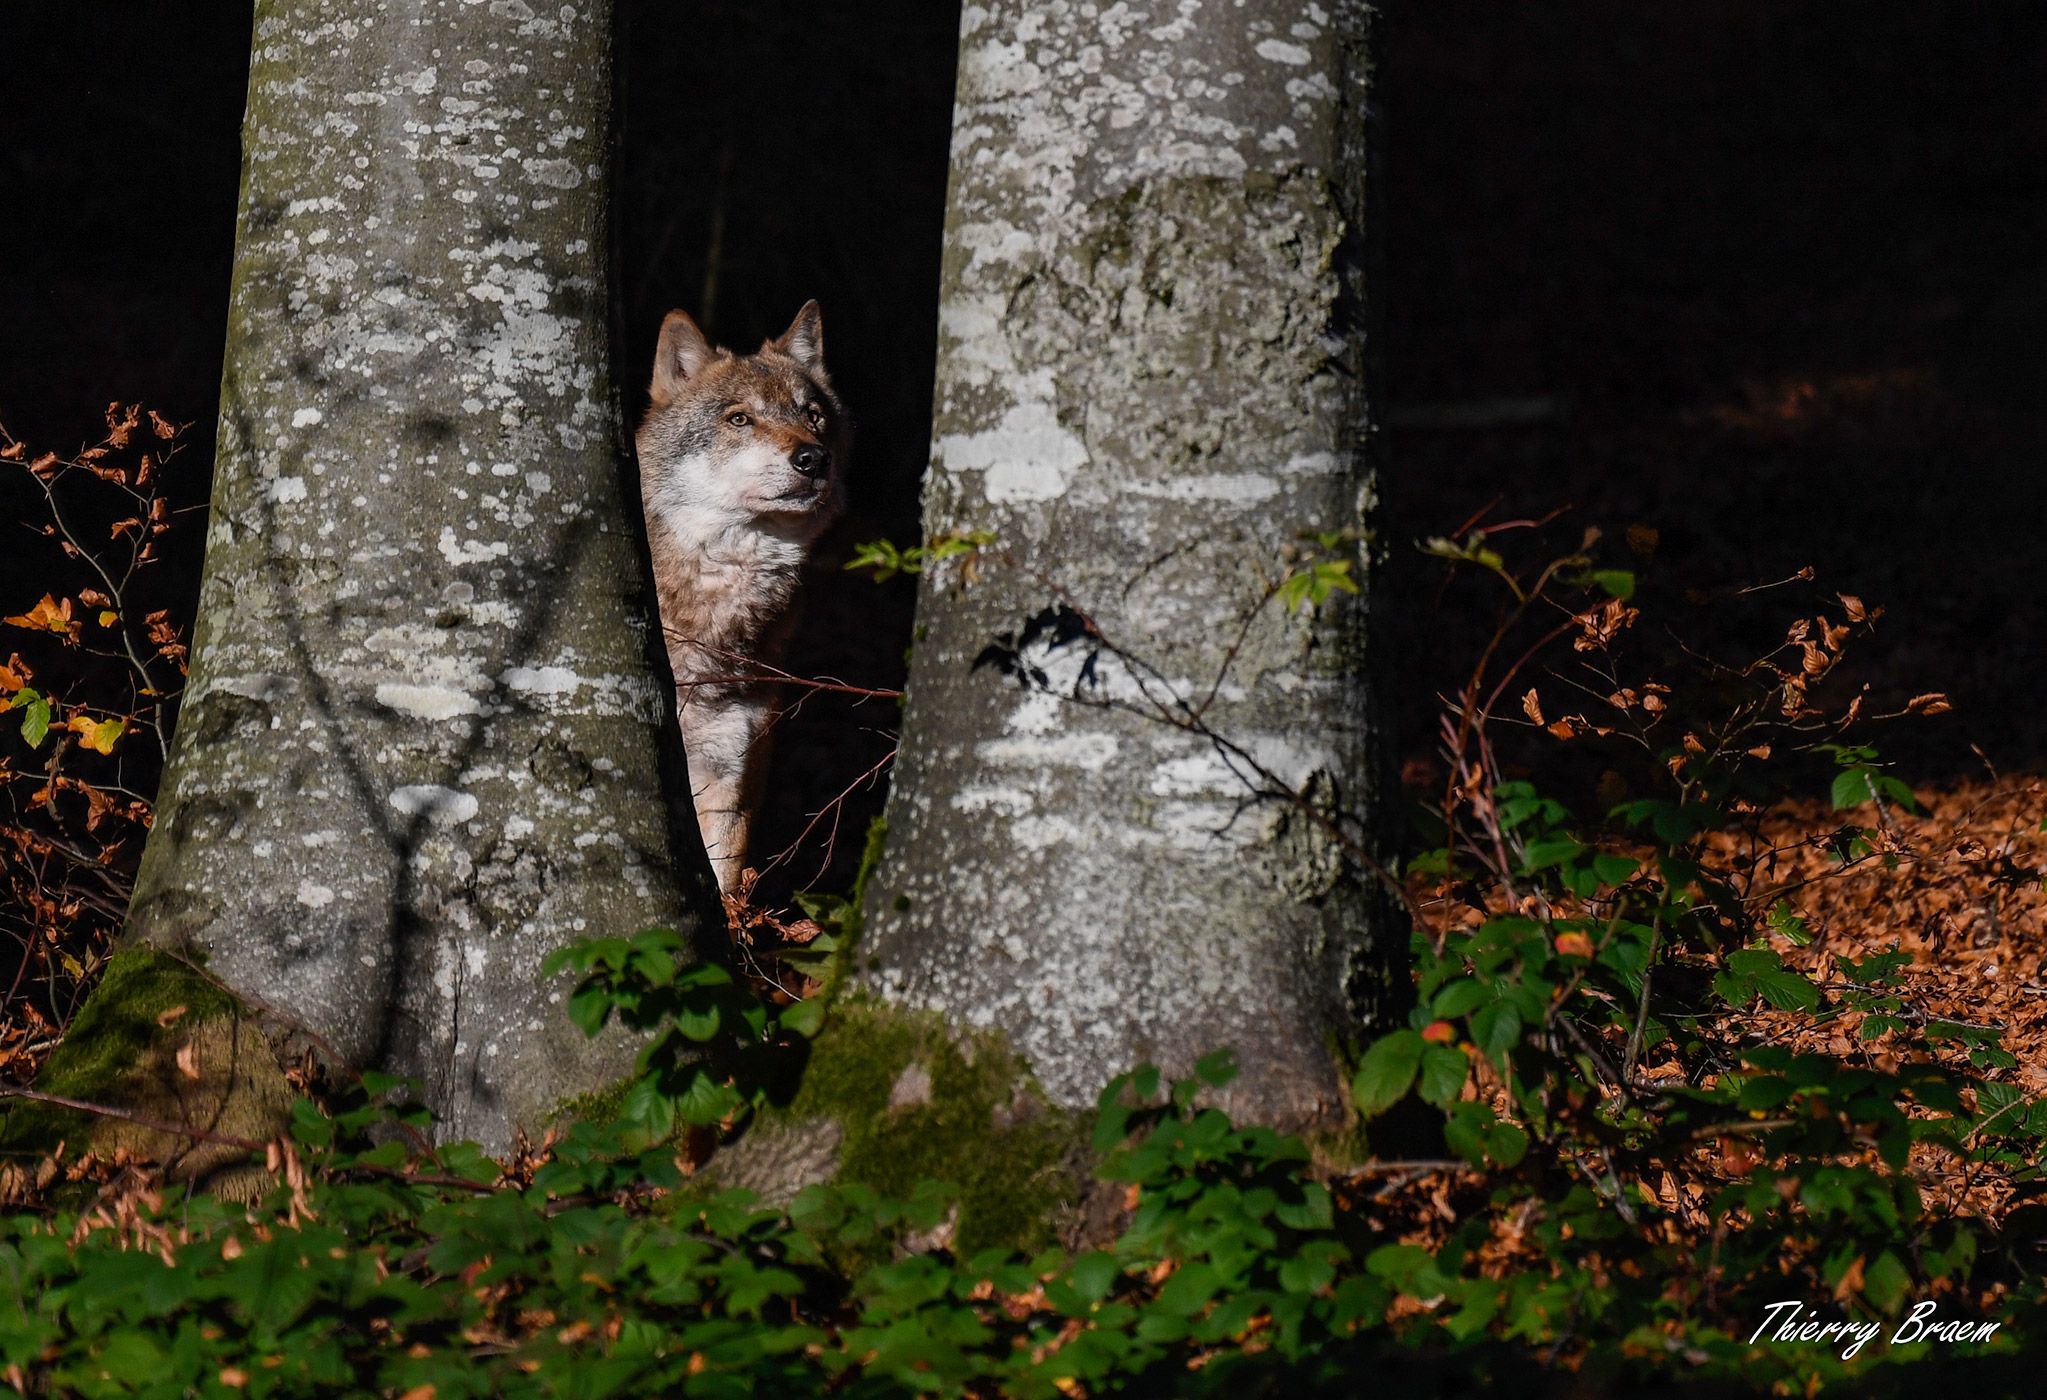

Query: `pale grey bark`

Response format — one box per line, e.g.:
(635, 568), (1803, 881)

(862, 0), (1387, 1129)
(128, 0), (711, 1150)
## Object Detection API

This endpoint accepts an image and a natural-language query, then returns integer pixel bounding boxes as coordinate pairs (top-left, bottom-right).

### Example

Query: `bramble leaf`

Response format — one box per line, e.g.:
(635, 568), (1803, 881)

(1352, 1029), (1424, 1118)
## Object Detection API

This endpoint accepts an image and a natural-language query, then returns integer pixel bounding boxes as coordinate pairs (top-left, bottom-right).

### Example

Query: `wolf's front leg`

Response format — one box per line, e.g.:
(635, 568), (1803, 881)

(680, 697), (770, 894)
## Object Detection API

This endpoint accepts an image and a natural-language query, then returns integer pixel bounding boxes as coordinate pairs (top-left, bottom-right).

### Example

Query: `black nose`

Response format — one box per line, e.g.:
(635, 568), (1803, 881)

(790, 443), (829, 478)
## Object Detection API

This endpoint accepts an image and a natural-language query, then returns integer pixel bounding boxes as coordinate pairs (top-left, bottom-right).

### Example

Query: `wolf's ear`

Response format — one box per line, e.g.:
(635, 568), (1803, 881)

(768, 300), (825, 374)
(651, 310), (715, 403)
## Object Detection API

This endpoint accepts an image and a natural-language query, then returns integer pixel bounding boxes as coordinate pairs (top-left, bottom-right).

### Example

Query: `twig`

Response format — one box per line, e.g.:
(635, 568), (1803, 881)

(0, 1086), (264, 1152)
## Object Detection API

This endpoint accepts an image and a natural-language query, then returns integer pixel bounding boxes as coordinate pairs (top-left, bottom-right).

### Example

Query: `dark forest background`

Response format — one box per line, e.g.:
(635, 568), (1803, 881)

(2, 1), (2043, 899)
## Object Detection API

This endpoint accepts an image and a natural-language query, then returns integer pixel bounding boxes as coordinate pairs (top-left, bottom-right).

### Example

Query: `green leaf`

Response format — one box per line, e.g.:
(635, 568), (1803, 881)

(1278, 1246), (1339, 1296)
(1767, 899), (1812, 946)
(1363, 1243), (1445, 1298)
(1418, 1045), (1468, 1107)
(1193, 1048), (1238, 1087)
(628, 942), (679, 987)
(1591, 853), (1639, 887)
(1521, 836), (1584, 872)
(1443, 1101), (1489, 1166)
(1470, 1002), (1523, 1060)
(1351, 1030), (1424, 1118)
(674, 1068), (740, 1127)
(1589, 568), (1636, 600)
(565, 982), (613, 1037)
(437, 1141), (500, 1184)
(1713, 971), (1754, 1007)
(1726, 947), (1784, 976)
(1753, 969), (1822, 1013)
(777, 997), (826, 1038)
(1067, 1252), (1119, 1303)
(1485, 1120), (1529, 1168)
(18, 694), (49, 748)
(1738, 1076), (1793, 1112)
(674, 999), (722, 1041)
(1862, 1250), (1911, 1312)
(1155, 1261), (1221, 1315)
(1877, 774), (1919, 813)
(89, 1330), (167, 1385)
(1431, 979), (1492, 1020)
(1274, 1182), (1334, 1231)
(620, 1075), (678, 1138)
(1832, 767), (1879, 810)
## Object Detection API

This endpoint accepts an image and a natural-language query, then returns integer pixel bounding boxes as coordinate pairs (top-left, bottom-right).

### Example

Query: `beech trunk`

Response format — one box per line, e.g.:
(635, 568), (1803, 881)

(860, 0), (1388, 1130)
(126, 0), (711, 1151)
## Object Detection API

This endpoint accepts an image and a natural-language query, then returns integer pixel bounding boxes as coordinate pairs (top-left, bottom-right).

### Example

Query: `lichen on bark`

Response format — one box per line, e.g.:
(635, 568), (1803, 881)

(861, 0), (1390, 1130)
(119, 0), (712, 1154)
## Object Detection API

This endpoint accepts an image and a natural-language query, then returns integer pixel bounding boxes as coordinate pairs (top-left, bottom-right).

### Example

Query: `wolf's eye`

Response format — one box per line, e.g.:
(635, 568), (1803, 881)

(805, 405), (826, 430)
(727, 411), (751, 428)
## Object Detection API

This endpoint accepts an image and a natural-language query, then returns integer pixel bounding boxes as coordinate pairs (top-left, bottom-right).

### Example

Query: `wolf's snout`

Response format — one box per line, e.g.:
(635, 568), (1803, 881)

(790, 443), (830, 478)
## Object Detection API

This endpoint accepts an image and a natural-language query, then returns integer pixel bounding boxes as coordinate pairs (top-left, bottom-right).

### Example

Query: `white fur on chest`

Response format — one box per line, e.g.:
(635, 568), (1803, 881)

(650, 497), (811, 682)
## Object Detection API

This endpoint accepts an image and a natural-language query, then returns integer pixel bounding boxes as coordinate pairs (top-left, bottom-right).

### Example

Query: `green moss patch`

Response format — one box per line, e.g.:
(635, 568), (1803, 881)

(0, 947), (289, 1171)
(759, 997), (1082, 1256)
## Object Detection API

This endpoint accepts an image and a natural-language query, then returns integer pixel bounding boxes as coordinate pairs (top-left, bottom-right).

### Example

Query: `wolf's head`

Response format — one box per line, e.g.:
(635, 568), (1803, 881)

(636, 301), (850, 543)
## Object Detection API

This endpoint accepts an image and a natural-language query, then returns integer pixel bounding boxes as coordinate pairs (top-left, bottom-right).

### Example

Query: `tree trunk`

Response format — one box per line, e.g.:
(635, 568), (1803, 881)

(125, 0), (712, 1152)
(860, 0), (1387, 1129)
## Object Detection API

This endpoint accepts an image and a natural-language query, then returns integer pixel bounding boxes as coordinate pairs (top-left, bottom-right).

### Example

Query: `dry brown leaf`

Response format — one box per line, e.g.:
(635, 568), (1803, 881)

(4, 594), (78, 640)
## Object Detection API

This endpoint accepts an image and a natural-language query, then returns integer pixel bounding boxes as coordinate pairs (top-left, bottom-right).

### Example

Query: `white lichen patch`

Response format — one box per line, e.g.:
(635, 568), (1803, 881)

(438, 526), (512, 566)
(1009, 813), (1086, 852)
(938, 400), (1091, 504)
(1149, 751), (1241, 798)
(949, 785), (1036, 816)
(976, 732), (1120, 769)
(1001, 689), (1065, 738)
(388, 785), (481, 826)
(1126, 472), (1280, 504)
(499, 664), (582, 695)
(1254, 38), (1311, 65)
(375, 682), (484, 721)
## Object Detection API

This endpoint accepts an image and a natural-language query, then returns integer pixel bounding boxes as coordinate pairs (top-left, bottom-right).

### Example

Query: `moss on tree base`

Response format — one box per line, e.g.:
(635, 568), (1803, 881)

(713, 996), (1085, 1255)
(0, 948), (293, 1184)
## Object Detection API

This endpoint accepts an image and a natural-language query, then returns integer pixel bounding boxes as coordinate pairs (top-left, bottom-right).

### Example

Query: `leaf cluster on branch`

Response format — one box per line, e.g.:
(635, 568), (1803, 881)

(0, 408), (195, 1087)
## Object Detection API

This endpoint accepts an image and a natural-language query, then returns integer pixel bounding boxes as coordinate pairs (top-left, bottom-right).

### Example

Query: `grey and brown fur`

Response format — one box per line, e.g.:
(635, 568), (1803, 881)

(636, 302), (849, 892)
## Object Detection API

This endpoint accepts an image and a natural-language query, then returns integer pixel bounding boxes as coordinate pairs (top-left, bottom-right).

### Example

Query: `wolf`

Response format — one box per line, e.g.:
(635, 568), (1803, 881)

(636, 301), (849, 894)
